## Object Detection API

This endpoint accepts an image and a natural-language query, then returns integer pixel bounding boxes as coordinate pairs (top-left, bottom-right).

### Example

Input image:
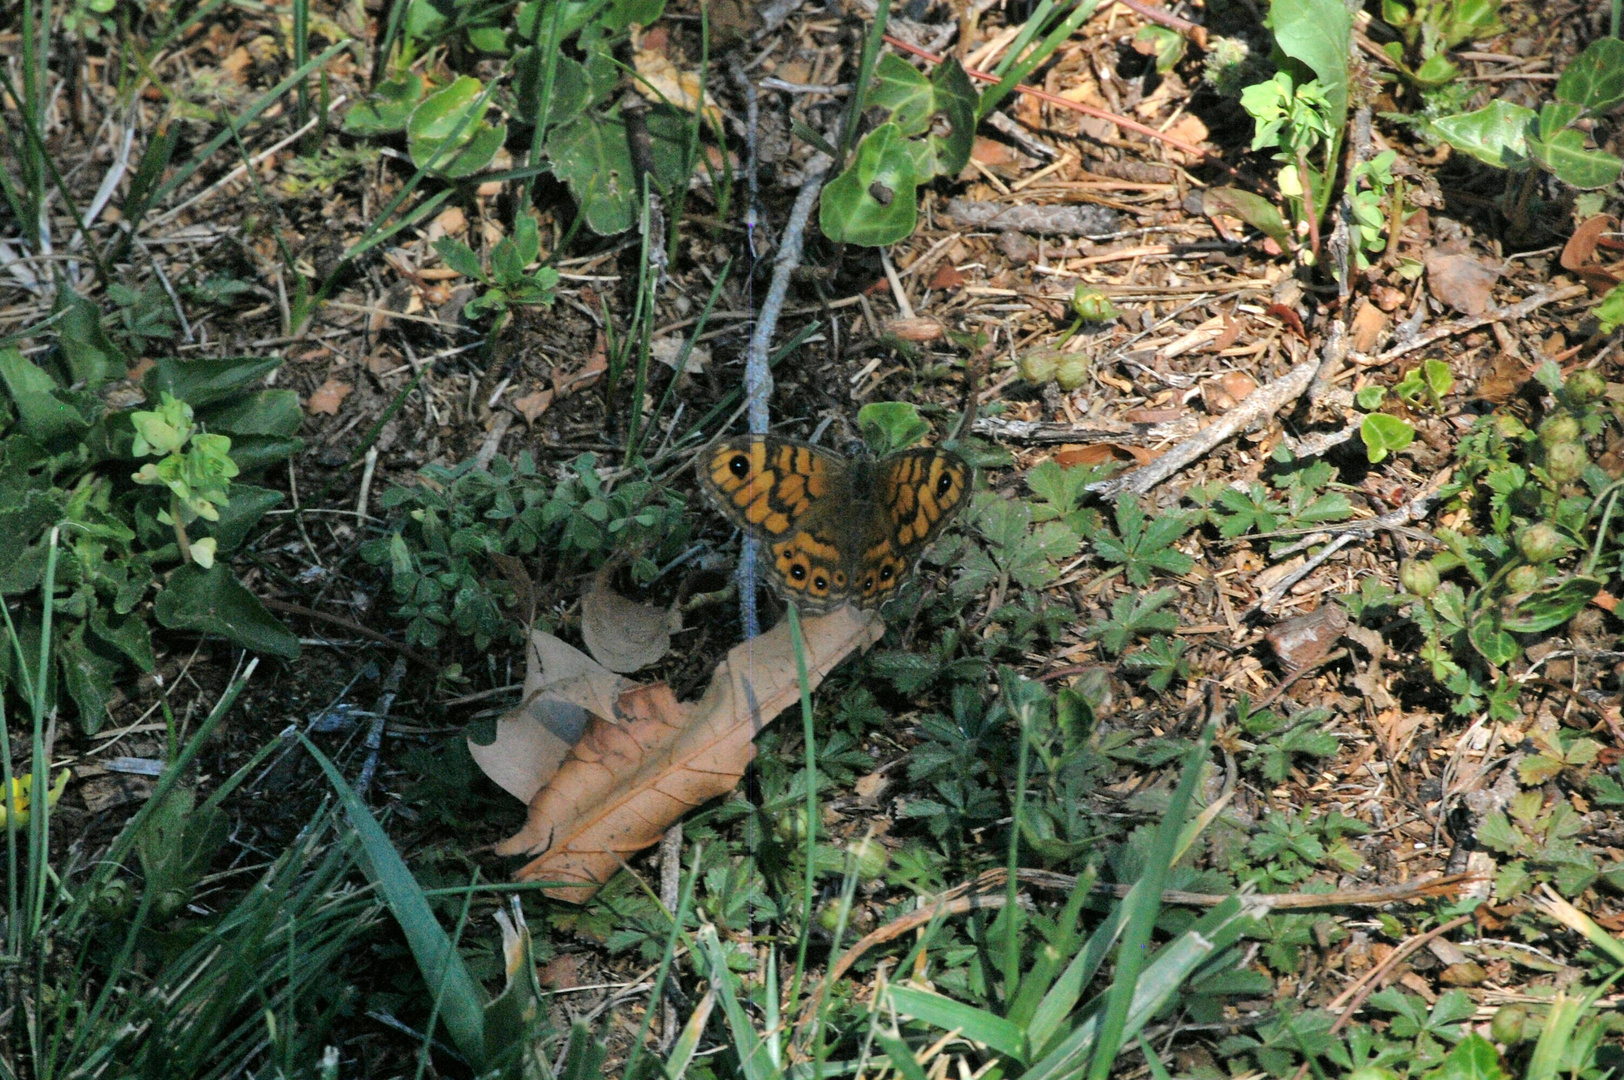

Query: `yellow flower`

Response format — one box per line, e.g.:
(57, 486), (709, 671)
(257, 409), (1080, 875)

(0, 769), (70, 828)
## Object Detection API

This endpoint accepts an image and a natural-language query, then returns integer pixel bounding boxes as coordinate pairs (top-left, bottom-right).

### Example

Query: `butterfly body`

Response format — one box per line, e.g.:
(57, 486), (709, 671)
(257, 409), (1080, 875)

(699, 436), (970, 613)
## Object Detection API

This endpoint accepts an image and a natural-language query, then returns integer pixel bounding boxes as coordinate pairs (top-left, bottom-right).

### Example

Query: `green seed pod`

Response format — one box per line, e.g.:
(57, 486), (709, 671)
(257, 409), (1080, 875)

(1566, 369), (1606, 404)
(1545, 440), (1588, 483)
(1539, 414), (1581, 447)
(846, 837), (890, 881)
(1517, 522), (1568, 564)
(1506, 564), (1543, 593)
(1491, 1004), (1528, 1045)
(1400, 559), (1440, 599)
(1056, 356), (1092, 391)
(775, 806), (809, 843)
(1072, 284), (1118, 322)
(1019, 350), (1061, 384)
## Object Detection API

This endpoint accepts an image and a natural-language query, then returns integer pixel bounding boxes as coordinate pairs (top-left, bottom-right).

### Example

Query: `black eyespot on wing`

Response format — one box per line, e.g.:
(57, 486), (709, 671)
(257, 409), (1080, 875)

(813, 574), (828, 590)
(936, 472), (954, 497)
(790, 563), (807, 581)
(862, 574), (875, 592)
(728, 454), (750, 477)
(880, 565), (894, 582)
(834, 571), (846, 586)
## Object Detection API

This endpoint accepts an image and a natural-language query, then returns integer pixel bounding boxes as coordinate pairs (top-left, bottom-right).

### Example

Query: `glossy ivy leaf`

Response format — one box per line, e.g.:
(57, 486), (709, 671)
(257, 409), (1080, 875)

(1411, 51), (1459, 89)
(872, 55), (934, 136)
(928, 58), (976, 177)
(547, 112), (637, 235)
(1134, 24), (1187, 73)
(1502, 575), (1602, 633)
(1431, 100), (1534, 168)
(407, 76), (507, 178)
(1526, 126), (1623, 190)
(1359, 413), (1415, 463)
(1203, 187), (1292, 246)
(344, 72), (425, 135)
(155, 562), (300, 659)
(1555, 36), (1624, 116)
(1540, 100), (1582, 137)
(819, 123), (918, 247)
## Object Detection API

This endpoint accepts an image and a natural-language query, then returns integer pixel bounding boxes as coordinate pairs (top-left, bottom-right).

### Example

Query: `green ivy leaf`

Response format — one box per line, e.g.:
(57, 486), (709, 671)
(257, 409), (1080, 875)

(1431, 100), (1535, 169)
(1526, 126), (1623, 190)
(871, 55), (934, 137)
(819, 123), (918, 247)
(1556, 36), (1624, 116)
(1359, 413), (1414, 463)
(547, 112), (638, 235)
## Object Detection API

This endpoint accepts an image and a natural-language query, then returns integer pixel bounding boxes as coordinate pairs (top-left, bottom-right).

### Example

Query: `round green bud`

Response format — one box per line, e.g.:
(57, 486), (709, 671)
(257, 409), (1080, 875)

(815, 902), (846, 933)
(1506, 564), (1543, 593)
(1019, 350), (1060, 384)
(1491, 1004), (1528, 1045)
(1056, 356), (1092, 391)
(1566, 369), (1606, 403)
(1400, 559), (1440, 598)
(1539, 414), (1581, 447)
(1545, 440), (1588, 483)
(1071, 284), (1118, 322)
(775, 806), (809, 843)
(846, 837), (890, 881)
(1517, 522), (1568, 564)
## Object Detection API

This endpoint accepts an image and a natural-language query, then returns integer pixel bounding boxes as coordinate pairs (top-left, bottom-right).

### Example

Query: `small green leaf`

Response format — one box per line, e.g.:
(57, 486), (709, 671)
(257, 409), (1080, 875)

(1503, 575), (1602, 633)
(858, 401), (931, 453)
(343, 72), (425, 135)
(547, 112), (638, 235)
(1597, 282), (1624, 333)
(1359, 413), (1414, 463)
(1556, 36), (1624, 116)
(1468, 608), (1519, 666)
(819, 123), (918, 247)
(434, 238), (486, 281)
(1526, 127), (1623, 190)
(871, 54), (934, 136)
(407, 76), (507, 178)
(1202, 187), (1292, 247)
(1431, 100), (1535, 169)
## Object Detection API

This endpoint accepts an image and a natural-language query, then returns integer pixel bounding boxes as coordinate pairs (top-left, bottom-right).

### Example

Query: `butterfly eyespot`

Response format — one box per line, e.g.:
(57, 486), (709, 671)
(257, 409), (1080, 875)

(812, 574), (828, 591)
(790, 563), (807, 581)
(880, 565), (894, 582)
(728, 454), (750, 477)
(936, 473), (955, 496)
(834, 571), (846, 586)
(862, 575), (875, 592)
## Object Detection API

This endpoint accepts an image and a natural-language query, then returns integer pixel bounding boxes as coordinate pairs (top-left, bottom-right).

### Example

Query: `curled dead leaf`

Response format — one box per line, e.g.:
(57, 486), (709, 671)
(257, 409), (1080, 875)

(1424, 248), (1499, 316)
(496, 606), (885, 901)
(468, 630), (629, 803)
(581, 572), (678, 674)
(1561, 215), (1615, 271)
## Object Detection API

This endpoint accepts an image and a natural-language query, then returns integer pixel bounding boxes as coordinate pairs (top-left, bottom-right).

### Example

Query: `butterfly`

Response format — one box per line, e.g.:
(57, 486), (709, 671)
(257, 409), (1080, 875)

(698, 435), (971, 613)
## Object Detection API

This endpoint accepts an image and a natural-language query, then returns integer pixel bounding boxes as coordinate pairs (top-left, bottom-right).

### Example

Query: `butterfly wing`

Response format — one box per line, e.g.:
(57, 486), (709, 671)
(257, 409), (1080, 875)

(700, 437), (857, 612)
(853, 448), (971, 607)
(698, 436), (843, 541)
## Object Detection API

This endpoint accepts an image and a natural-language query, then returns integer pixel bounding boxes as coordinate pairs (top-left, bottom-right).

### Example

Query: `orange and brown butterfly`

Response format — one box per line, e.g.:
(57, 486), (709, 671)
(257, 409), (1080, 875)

(698, 435), (971, 612)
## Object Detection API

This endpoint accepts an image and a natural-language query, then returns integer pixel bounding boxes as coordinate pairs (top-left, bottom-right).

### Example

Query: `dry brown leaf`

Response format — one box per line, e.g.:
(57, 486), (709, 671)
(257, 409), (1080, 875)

(497, 606), (885, 901)
(1424, 248), (1498, 316)
(580, 572), (677, 674)
(651, 335), (709, 374)
(306, 378), (353, 415)
(632, 49), (721, 124)
(928, 263), (967, 291)
(1052, 443), (1157, 469)
(1348, 299), (1387, 354)
(468, 630), (630, 802)
(1561, 214), (1615, 270)
(513, 388), (553, 424)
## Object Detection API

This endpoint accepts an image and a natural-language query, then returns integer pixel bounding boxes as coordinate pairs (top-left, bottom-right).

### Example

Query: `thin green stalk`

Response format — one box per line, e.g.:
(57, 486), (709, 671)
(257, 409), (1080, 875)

(293, 0), (311, 129)
(977, 0), (1100, 120)
(784, 603), (821, 1034)
(520, 0), (572, 208)
(621, 842), (703, 1080)
(1002, 684), (1035, 1006)
(623, 180), (658, 462)
(836, 0), (892, 165)
(630, 258), (732, 462)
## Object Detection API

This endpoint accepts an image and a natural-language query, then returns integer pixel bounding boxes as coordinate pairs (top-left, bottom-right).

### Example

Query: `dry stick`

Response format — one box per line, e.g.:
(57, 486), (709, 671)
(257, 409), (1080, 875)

(1089, 338), (1327, 497)
(355, 656), (407, 798)
(1375, 285), (1590, 363)
(261, 598), (437, 669)
(737, 155), (831, 641)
